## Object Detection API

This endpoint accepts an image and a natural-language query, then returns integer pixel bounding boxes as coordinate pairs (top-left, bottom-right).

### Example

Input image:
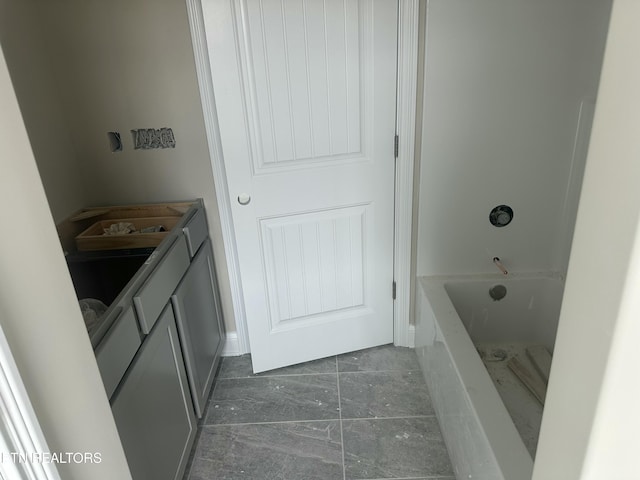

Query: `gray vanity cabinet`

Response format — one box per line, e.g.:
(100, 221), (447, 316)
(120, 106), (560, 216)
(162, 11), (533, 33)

(61, 201), (224, 480)
(171, 238), (223, 418)
(111, 305), (196, 480)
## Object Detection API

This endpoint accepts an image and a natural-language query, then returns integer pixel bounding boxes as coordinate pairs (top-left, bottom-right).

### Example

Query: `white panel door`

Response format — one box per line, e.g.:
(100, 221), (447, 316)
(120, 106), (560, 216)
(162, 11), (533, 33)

(204, 0), (397, 372)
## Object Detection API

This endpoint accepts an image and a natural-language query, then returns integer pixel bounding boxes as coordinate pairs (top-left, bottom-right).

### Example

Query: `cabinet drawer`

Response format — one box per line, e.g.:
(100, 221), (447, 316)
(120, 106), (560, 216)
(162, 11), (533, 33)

(182, 207), (208, 258)
(133, 236), (190, 334)
(95, 306), (141, 399)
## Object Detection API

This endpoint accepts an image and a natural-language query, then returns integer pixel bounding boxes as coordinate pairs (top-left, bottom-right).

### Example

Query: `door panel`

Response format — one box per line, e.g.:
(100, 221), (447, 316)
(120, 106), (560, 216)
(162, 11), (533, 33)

(261, 204), (368, 327)
(204, 0), (397, 372)
(244, 0), (362, 167)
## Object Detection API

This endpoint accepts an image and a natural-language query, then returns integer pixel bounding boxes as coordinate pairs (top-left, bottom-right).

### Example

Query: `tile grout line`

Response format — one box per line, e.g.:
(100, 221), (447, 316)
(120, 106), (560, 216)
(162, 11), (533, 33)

(338, 368), (423, 375)
(242, 368), (419, 378)
(198, 414), (437, 428)
(336, 356), (347, 480)
(183, 361), (227, 480)
(200, 417), (342, 428)
(356, 477), (456, 480)
(218, 371), (342, 380)
(217, 369), (423, 381)
(341, 414), (435, 422)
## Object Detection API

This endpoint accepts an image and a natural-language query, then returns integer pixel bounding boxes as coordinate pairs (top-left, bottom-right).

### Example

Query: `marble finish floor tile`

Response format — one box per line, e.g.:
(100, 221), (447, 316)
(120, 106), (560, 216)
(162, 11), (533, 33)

(188, 421), (343, 480)
(205, 374), (339, 424)
(218, 354), (337, 379)
(338, 344), (421, 372)
(339, 371), (434, 419)
(342, 417), (454, 479)
(186, 347), (455, 480)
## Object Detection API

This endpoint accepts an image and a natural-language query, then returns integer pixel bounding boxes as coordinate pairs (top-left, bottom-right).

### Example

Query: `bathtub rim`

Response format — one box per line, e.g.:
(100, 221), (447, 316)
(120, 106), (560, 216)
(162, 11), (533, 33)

(418, 272), (563, 480)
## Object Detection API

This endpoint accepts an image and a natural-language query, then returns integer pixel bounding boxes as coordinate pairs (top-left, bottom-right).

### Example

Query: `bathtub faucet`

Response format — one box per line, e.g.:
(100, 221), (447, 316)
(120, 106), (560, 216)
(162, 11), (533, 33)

(492, 257), (508, 275)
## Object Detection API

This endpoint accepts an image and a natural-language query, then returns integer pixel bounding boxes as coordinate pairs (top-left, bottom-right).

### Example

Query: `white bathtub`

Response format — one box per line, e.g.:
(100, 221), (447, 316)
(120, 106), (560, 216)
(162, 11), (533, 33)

(416, 273), (564, 480)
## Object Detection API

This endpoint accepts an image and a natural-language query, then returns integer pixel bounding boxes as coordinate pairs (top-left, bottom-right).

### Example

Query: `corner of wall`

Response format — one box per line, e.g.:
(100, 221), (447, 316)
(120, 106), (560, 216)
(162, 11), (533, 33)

(0, 1), (86, 224)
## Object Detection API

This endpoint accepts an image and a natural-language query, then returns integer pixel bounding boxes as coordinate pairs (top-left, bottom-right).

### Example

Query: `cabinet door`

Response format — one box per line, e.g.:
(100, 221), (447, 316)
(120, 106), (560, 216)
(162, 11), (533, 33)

(111, 305), (196, 480)
(171, 239), (224, 418)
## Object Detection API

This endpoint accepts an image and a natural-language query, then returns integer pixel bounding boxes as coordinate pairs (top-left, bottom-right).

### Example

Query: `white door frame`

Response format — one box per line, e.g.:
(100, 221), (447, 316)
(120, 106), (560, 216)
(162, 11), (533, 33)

(186, 0), (420, 354)
(0, 325), (61, 480)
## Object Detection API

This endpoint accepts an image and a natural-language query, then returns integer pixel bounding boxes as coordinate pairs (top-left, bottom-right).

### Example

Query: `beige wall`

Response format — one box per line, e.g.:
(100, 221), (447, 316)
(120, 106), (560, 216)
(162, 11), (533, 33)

(0, 0), (86, 222)
(2, 0), (236, 332)
(533, 0), (640, 477)
(0, 45), (132, 480)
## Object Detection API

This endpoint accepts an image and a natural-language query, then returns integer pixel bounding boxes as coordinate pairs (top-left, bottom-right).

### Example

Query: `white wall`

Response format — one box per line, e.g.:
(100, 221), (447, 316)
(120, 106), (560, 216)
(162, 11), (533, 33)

(417, 0), (610, 276)
(3, 0), (236, 333)
(0, 46), (132, 480)
(533, 0), (640, 477)
(0, 0), (86, 222)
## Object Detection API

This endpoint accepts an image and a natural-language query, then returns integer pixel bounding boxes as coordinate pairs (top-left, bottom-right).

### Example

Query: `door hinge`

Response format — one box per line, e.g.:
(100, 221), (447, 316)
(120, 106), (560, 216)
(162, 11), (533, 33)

(394, 134), (399, 158)
(392, 281), (397, 300)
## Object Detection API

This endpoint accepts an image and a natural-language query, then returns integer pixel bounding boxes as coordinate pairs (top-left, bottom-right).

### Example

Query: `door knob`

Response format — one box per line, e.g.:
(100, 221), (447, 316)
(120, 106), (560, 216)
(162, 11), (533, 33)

(237, 193), (251, 205)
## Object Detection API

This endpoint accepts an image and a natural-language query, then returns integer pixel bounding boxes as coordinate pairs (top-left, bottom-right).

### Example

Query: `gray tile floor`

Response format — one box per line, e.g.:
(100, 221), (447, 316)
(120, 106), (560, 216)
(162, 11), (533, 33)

(184, 345), (455, 480)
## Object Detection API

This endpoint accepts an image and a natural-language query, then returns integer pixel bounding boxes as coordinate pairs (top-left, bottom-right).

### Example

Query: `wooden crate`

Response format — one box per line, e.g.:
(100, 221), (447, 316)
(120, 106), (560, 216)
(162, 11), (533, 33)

(75, 216), (181, 251)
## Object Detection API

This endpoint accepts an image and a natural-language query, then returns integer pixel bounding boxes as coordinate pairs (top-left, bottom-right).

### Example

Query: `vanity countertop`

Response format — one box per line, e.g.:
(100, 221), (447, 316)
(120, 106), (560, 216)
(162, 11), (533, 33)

(56, 200), (203, 347)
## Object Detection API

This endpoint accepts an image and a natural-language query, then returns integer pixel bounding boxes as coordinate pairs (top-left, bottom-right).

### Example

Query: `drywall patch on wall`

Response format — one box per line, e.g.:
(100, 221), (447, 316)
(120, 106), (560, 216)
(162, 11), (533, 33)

(132, 128), (176, 149)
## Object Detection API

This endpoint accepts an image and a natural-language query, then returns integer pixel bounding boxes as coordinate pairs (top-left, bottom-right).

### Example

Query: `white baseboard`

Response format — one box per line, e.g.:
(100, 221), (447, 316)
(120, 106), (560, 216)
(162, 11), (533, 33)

(408, 324), (416, 348)
(222, 332), (242, 356)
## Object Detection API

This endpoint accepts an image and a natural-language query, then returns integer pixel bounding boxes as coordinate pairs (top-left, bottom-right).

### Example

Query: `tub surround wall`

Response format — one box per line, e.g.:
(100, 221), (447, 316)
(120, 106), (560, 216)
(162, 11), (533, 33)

(417, 0), (611, 277)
